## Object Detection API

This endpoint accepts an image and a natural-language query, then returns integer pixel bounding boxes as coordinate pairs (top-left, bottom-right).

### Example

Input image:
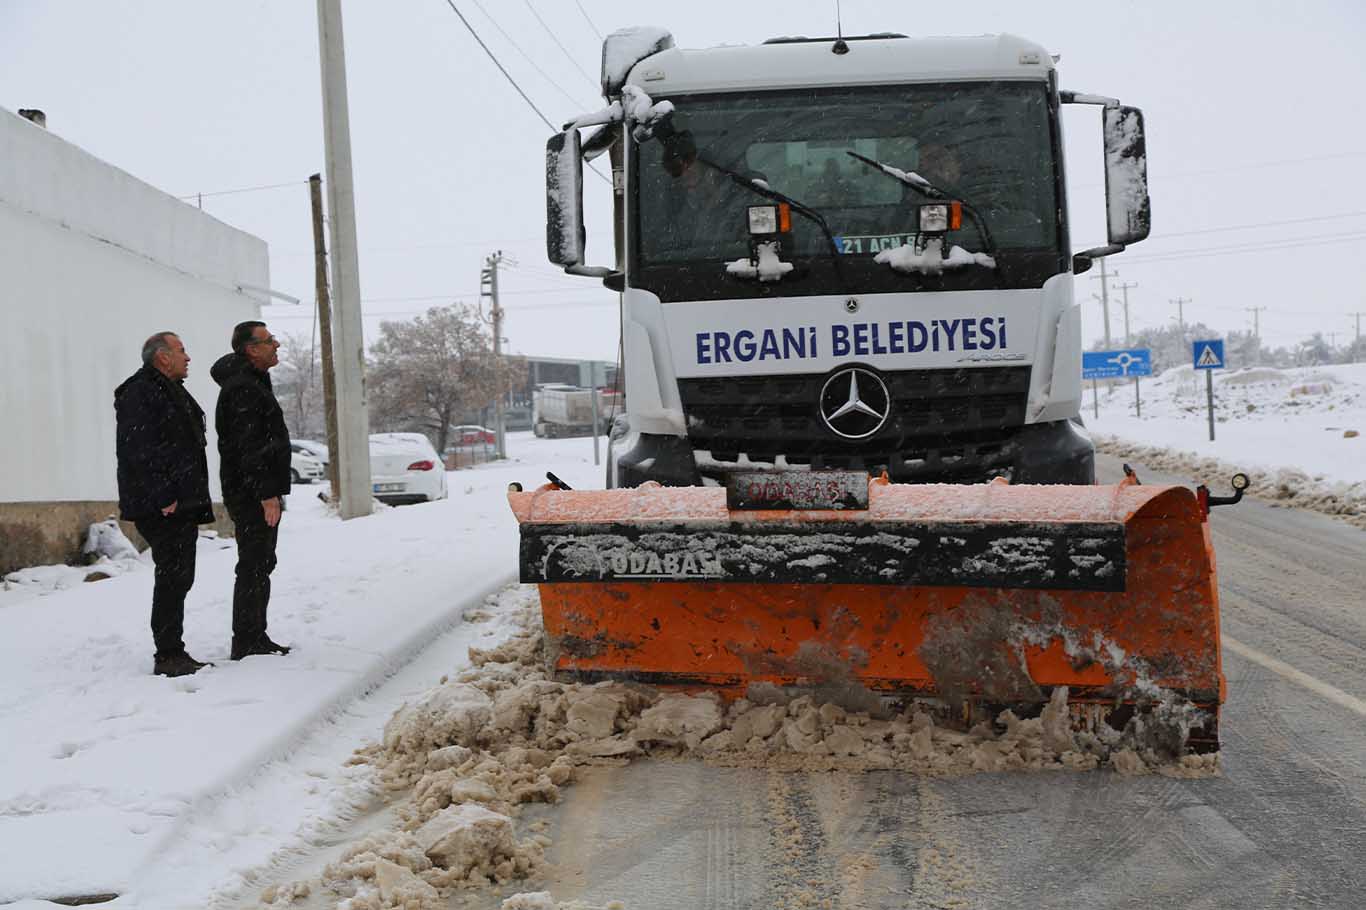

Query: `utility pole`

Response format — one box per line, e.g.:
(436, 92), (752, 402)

(481, 251), (507, 460)
(308, 174), (341, 505)
(1245, 306), (1267, 366)
(1170, 297), (1190, 333)
(316, 0), (372, 520)
(1350, 311), (1364, 363)
(1089, 260), (1113, 349)
(1114, 281), (1138, 347)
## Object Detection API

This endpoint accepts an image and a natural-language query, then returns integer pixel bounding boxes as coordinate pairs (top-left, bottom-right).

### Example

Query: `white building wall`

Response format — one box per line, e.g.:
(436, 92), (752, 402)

(0, 107), (267, 504)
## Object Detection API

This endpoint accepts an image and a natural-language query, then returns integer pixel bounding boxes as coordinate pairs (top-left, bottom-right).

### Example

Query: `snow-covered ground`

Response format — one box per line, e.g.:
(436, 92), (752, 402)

(1087, 362), (1365, 518)
(4, 369), (1363, 906)
(0, 432), (607, 907)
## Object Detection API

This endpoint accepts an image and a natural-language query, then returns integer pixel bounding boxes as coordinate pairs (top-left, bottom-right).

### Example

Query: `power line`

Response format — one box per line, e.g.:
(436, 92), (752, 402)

(440, 0), (558, 132)
(1152, 150), (1366, 181)
(1114, 230), (1366, 266)
(1149, 209), (1366, 241)
(467, 0), (595, 110)
(573, 0), (602, 40)
(438, 0), (609, 182)
(1075, 150), (1366, 190)
(522, 0), (599, 91)
(267, 299), (616, 320)
(177, 180), (308, 201)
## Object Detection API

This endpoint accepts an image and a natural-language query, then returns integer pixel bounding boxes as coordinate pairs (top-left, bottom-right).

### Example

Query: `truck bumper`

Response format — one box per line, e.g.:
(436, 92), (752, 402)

(611, 420), (1094, 489)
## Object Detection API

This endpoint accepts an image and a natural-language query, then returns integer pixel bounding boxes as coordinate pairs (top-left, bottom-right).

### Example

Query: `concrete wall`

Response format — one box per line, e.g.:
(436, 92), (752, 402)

(0, 107), (267, 573)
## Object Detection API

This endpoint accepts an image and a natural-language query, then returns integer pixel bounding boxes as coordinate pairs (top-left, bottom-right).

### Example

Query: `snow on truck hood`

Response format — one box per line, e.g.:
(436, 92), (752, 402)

(663, 288), (1039, 379)
(625, 34), (1055, 96)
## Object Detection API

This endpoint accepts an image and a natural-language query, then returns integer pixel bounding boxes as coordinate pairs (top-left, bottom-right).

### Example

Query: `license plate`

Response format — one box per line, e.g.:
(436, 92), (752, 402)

(726, 470), (869, 511)
(373, 483), (403, 493)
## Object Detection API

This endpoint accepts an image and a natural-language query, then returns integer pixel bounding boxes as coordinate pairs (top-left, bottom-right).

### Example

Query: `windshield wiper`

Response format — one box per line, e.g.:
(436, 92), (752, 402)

(845, 150), (1000, 264)
(690, 153), (849, 289)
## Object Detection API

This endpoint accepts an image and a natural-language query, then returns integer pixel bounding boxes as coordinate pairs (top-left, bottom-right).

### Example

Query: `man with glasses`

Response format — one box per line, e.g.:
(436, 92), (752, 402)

(211, 321), (293, 660)
(114, 331), (216, 677)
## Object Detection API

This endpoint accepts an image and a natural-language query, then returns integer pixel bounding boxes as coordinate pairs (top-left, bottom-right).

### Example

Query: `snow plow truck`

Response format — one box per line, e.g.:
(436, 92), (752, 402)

(511, 28), (1246, 756)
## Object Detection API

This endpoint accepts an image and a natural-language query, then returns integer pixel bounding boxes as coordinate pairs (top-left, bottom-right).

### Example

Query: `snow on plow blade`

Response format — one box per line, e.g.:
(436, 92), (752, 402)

(508, 475), (1225, 752)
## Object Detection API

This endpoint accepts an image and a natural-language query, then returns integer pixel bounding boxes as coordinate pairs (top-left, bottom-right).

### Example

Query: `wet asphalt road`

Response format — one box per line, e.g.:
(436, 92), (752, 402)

(522, 454), (1366, 910)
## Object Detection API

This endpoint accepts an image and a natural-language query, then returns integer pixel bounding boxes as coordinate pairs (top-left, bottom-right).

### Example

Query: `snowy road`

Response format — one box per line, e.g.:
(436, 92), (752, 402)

(499, 454), (1366, 910)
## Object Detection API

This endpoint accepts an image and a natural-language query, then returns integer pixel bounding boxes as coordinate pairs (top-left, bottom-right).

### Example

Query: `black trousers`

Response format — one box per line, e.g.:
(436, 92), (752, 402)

(133, 513), (198, 659)
(227, 499), (280, 646)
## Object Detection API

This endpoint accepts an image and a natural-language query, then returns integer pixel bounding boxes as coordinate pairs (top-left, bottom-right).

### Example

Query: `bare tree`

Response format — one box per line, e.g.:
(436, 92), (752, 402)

(275, 331), (327, 441)
(367, 304), (527, 455)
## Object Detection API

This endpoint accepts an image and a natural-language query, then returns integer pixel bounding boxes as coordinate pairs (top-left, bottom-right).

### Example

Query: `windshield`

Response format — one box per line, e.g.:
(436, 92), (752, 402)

(631, 81), (1063, 300)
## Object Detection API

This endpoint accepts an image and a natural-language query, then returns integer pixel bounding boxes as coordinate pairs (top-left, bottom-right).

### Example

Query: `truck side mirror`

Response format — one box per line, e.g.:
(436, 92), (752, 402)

(1103, 105), (1151, 246)
(546, 128), (586, 268)
(1061, 92), (1152, 272)
(546, 128), (616, 279)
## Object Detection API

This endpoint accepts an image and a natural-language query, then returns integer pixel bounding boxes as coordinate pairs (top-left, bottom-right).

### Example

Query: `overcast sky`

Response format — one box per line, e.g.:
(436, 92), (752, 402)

(3, 1), (1364, 359)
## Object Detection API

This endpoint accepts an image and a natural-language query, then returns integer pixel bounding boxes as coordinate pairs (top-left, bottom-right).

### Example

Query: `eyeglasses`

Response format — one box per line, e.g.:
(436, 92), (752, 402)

(247, 335), (280, 347)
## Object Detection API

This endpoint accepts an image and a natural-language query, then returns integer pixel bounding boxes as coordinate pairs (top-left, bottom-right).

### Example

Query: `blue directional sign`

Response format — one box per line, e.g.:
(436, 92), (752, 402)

(1193, 339), (1225, 370)
(1082, 348), (1153, 380)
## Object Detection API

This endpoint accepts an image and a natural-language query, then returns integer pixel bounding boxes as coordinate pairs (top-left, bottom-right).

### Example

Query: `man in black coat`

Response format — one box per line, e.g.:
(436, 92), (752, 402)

(115, 332), (216, 677)
(211, 321), (293, 661)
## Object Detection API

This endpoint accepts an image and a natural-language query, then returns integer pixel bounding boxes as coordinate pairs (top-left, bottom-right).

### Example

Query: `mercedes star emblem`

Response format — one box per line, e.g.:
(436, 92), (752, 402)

(845, 297), (859, 313)
(819, 367), (890, 439)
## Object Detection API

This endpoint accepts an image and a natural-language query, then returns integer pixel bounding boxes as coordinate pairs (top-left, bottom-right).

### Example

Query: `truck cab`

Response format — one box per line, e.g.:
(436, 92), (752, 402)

(546, 30), (1150, 488)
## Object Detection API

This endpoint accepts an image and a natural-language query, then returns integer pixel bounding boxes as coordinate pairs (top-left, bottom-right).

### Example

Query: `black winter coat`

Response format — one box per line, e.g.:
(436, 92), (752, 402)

(114, 365), (215, 523)
(211, 353), (292, 505)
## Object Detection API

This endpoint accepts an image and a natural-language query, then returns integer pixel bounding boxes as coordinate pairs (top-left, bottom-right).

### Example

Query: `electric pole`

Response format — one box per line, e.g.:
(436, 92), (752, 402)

(1351, 311), (1364, 363)
(308, 174), (341, 505)
(1170, 297), (1191, 333)
(1114, 280), (1138, 347)
(1245, 306), (1267, 366)
(316, 0), (372, 520)
(1089, 260), (1113, 349)
(481, 251), (508, 460)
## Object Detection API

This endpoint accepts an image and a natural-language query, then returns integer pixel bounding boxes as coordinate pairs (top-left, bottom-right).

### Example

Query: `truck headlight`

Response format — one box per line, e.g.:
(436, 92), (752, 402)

(747, 203), (791, 236)
(918, 202), (962, 233)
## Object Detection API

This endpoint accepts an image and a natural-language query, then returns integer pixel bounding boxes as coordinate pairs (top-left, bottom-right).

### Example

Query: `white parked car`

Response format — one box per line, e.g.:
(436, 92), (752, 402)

(289, 445), (325, 485)
(369, 433), (448, 505)
(293, 439), (330, 465)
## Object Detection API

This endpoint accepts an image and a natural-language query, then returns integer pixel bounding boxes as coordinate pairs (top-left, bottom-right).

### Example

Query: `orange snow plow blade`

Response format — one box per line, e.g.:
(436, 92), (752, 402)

(508, 473), (1227, 752)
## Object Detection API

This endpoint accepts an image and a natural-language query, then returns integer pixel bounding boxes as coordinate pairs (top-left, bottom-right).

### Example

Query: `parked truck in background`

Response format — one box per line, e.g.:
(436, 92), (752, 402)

(533, 384), (621, 438)
(545, 28), (1150, 488)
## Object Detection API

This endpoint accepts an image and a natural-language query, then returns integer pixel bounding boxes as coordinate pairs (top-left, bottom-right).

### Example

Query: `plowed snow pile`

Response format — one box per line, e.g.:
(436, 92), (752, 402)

(1095, 436), (1366, 529)
(260, 587), (1215, 907)
(1089, 362), (1365, 527)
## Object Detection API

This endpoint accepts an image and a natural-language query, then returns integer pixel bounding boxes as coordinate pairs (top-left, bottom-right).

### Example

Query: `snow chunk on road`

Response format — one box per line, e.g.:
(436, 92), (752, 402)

(384, 682), (493, 754)
(417, 803), (519, 877)
(632, 693), (725, 750)
(502, 891), (626, 909)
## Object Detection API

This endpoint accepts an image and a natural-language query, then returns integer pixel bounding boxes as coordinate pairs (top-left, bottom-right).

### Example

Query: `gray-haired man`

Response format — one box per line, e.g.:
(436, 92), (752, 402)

(114, 332), (216, 677)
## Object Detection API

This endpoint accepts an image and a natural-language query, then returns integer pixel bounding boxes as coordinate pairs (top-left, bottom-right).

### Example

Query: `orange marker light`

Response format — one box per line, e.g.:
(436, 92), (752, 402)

(949, 201), (963, 231)
(778, 202), (792, 233)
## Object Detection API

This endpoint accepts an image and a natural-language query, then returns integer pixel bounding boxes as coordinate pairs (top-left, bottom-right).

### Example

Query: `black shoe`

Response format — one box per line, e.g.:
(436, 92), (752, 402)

(154, 652), (210, 677)
(230, 637), (292, 660)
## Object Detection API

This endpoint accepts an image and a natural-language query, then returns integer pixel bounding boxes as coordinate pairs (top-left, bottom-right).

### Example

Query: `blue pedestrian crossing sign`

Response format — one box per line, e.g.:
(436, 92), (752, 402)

(1082, 348), (1153, 380)
(1193, 339), (1225, 370)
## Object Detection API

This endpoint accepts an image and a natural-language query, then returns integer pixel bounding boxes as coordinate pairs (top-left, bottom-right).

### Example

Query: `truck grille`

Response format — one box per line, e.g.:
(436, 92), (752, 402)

(679, 366), (1032, 477)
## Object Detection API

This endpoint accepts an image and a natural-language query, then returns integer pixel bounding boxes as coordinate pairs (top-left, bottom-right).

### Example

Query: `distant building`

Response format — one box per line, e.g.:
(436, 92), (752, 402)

(0, 107), (268, 573)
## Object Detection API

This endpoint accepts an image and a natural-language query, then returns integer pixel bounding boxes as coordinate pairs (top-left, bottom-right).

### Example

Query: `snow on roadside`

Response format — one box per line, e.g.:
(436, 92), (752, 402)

(0, 432), (607, 906)
(252, 592), (1216, 908)
(1087, 362), (1365, 526)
